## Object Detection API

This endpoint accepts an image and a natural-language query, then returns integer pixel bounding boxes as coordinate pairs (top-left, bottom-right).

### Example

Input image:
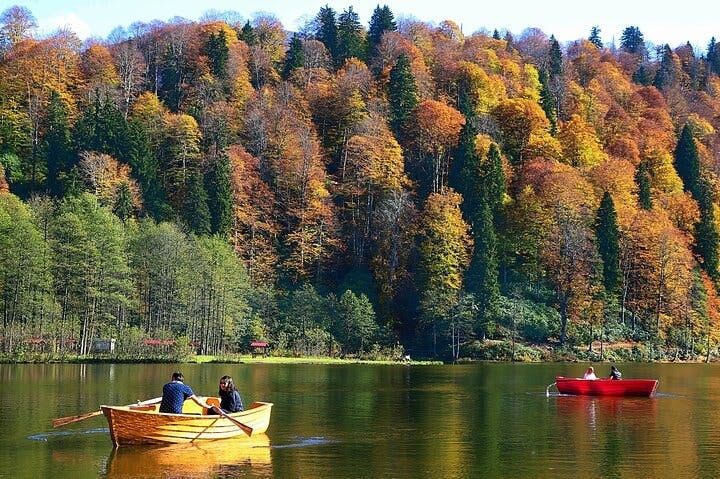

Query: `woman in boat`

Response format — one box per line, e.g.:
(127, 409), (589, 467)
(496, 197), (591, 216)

(159, 372), (214, 414)
(207, 375), (244, 414)
(609, 365), (622, 380)
(582, 367), (597, 380)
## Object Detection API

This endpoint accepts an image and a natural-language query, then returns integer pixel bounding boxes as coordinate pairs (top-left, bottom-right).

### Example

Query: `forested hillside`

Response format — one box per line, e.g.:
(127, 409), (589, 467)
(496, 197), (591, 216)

(3, 5), (720, 361)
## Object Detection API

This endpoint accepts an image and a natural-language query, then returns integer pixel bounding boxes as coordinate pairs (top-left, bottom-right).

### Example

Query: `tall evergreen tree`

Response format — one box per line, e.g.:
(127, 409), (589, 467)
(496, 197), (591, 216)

(635, 161), (653, 210)
(315, 5), (338, 65)
(205, 154), (232, 236)
(184, 171), (211, 235)
(367, 5), (396, 60)
(653, 44), (676, 90)
(127, 120), (171, 220)
(548, 35), (563, 77)
(595, 191), (620, 293)
(74, 92), (131, 161)
(674, 124), (720, 280)
(113, 182), (134, 222)
(539, 70), (557, 135)
(620, 26), (646, 56)
(695, 182), (720, 281)
(337, 6), (366, 65)
(239, 21), (256, 45)
(204, 30), (229, 81)
(465, 200), (499, 340)
(283, 33), (305, 79)
(492, 29), (501, 40)
(44, 90), (73, 197)
(483, 144), (505, 215)
(456, 128), (502, 339)
(707, 37), (720, 75)
(388, 53), (418, 138)
(588, 26), (603, 49)
(632, 63), (654, 85)
(674, 123), (701, 196)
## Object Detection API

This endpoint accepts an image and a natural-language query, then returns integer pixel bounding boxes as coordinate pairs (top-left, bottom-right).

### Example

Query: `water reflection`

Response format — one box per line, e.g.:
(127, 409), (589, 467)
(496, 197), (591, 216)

(554, 396), (658, 428)
(105, 434), (272, 478)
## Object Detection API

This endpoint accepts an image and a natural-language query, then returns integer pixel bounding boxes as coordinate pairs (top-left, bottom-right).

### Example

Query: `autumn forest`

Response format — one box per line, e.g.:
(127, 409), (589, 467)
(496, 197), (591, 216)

(2, 5), (720, 361)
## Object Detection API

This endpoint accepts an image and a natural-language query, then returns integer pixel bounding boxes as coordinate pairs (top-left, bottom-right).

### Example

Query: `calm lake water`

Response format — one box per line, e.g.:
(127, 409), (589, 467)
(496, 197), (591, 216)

(1, 362), (719, 478)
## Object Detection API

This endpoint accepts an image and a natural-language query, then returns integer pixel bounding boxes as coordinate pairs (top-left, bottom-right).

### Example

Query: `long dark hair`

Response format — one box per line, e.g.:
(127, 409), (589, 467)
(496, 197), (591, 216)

(218, 375), (236, 396)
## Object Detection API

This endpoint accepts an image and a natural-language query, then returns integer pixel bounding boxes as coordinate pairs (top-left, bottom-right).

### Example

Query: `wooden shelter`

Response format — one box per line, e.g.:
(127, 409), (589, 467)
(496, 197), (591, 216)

(250, 341), (269, 357)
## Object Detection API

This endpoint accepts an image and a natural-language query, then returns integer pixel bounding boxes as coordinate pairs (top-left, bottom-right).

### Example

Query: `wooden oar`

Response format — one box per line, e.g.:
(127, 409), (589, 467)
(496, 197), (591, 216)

(52, 397), (162, 428)
(211, 406), (253, 436)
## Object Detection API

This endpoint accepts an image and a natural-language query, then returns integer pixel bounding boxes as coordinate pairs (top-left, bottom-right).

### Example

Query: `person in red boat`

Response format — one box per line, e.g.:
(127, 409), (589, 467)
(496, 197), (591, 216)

(582, 367), (597, 380)
(608, 365), (622, 380)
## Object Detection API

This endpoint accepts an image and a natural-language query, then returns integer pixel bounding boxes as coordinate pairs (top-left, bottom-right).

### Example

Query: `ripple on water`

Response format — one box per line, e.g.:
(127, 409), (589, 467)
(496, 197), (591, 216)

(272, 436), (336, 449)
(27, 427), (109, 442)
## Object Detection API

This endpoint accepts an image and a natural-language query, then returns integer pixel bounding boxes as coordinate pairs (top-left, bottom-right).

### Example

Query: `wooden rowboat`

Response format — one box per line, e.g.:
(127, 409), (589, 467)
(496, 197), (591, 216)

(101, 398), (273, 446)
(554, 376), (658, 397)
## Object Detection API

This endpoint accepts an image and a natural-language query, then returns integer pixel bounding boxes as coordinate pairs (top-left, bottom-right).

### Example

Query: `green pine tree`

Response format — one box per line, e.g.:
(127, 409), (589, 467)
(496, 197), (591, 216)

(44, 90), (73, 197)
(367, 5), (396, 60)
(337, 6), (366, 65)
(653, 44), (675, 90)
(589, 26), (603, 49)
(632, 63), (654, 85)
(674, 123), (701, 196)
(388, 53), (418, 138)
(539, 70), (557, 135)
(127, 120), (171, 220)
(620, 26), (646, 55)
(483, 144), (505, 215)
(239, 21), (256, 45)
(113, 182), (134, 222)
(595, 191), (620, 293)
(635, 161), (653, 210)
(205, 154), (233, 236)
(708, 37), (720, 75)
(695, 182), (720, 281)
(74, 91), (131, 160)
(184, 171), (211, 235)
(283, 33), (305, 79)
(315, 5), (338, 65)
(673, 125), (720, 280)
(492, 29), (501, 40)
(465, 200), (500, 340)
(205, 30), (229, 81)
(548, 35), (563, 78)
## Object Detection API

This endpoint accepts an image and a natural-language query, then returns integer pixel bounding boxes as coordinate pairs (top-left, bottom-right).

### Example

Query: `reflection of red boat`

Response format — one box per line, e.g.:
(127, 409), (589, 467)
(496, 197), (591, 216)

(555, 377), (658, 397)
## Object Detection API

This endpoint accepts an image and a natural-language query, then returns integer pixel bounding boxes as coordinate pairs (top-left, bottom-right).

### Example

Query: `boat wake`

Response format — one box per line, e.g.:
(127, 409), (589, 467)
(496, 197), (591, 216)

(27, 427), (109, 442)
(272, 436), (335, 449)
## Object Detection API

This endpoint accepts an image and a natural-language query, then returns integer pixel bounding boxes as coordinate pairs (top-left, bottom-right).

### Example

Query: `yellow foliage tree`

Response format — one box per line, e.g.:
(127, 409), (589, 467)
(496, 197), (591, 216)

(558, 114), (608, 168)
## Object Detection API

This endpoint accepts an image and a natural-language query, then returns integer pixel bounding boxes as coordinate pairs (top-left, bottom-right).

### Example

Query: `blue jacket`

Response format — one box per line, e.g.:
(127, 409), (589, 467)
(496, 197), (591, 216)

(159, 381), (194, 413)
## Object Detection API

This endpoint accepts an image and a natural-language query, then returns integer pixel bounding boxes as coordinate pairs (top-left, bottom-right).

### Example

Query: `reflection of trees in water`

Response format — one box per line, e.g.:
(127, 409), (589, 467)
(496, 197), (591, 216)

(105, 434), (272, 479)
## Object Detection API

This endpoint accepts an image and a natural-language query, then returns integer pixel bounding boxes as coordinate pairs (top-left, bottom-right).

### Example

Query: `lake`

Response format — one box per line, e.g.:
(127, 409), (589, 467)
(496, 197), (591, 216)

(1, 362), (719, 478)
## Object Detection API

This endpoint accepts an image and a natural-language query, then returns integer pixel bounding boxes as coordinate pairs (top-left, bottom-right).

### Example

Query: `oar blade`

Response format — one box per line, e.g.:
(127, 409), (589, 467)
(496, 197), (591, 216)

(212, 406), (253, 436)
(52, 410), (102, 428)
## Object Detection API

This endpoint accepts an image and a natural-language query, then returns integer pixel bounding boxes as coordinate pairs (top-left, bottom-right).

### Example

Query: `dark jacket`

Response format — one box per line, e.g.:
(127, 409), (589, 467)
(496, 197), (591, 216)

(220, 389), (244, 413)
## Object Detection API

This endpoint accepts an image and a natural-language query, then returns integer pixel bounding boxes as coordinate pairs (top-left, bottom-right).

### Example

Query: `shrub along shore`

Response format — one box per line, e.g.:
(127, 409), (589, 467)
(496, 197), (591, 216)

(1, 339), (713, 364)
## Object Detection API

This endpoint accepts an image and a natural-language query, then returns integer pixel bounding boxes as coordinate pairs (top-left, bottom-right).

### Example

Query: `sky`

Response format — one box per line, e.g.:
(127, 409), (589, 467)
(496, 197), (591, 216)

(4, 0), (720, 52)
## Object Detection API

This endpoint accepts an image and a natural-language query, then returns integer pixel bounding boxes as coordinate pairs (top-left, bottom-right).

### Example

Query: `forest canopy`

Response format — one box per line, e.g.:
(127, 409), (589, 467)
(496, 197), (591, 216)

(3, 5), (720, 361)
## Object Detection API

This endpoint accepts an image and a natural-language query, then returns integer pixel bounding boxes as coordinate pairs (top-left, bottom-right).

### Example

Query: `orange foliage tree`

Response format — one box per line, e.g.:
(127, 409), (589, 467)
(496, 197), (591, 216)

(407, 99), (465, 194)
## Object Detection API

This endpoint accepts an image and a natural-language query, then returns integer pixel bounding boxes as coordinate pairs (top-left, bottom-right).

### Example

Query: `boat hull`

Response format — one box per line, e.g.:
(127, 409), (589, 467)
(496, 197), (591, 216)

(555, 377), (658, 397)
(101, 399), (273, 446)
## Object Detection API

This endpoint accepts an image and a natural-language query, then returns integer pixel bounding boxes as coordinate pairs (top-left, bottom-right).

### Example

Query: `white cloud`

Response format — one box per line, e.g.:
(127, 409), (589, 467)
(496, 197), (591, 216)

(40, 13), (93, 40)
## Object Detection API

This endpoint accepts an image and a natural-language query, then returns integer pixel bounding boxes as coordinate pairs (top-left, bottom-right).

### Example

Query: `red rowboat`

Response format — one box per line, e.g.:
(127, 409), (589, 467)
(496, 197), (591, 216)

(554, 376), (658, 397)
